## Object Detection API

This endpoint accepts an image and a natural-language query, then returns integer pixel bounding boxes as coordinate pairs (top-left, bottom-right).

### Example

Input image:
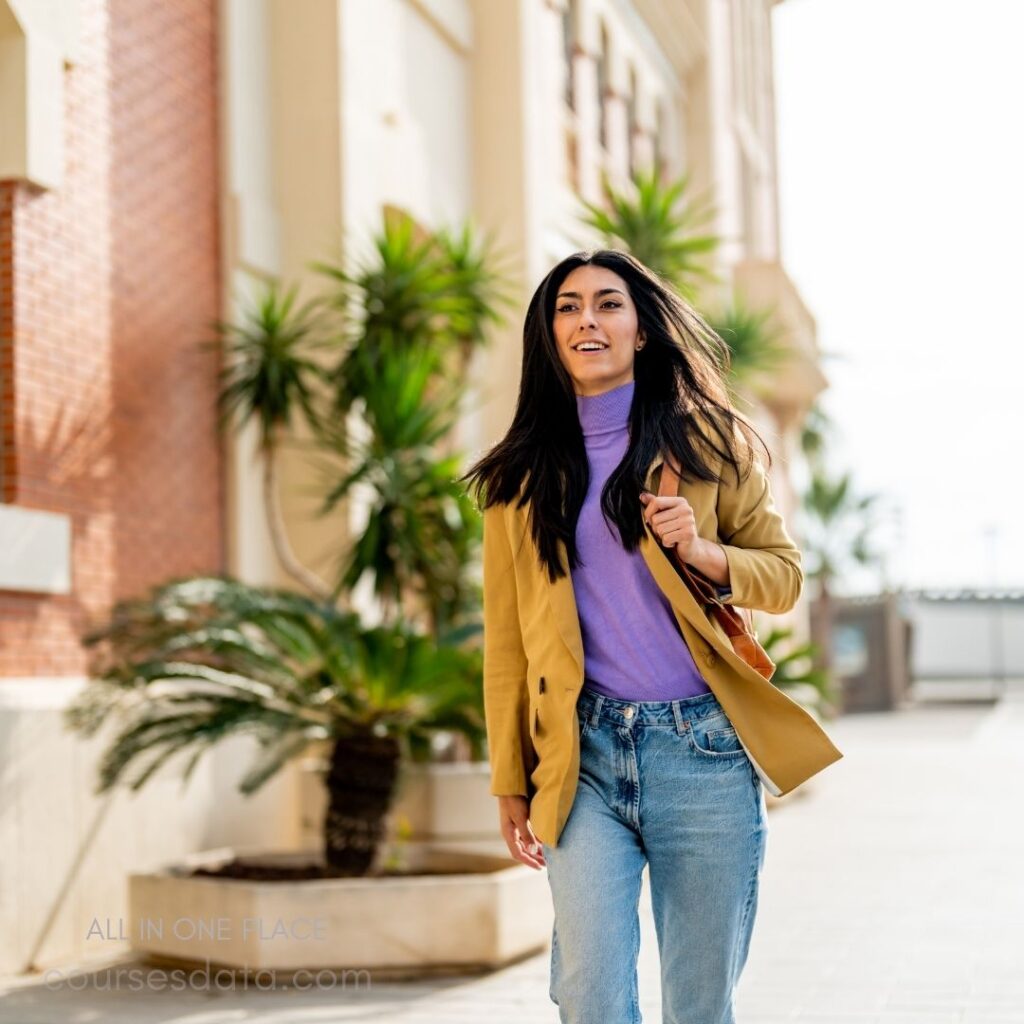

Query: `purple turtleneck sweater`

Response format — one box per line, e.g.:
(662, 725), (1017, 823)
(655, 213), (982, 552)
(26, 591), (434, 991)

(573, 378), (712, 701)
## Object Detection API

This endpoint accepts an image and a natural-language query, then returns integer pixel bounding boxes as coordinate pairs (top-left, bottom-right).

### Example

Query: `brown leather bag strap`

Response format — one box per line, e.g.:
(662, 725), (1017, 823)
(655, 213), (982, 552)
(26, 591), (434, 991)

(654, 455), (775, 680)
(657, 455), (753, 632)
(656, 456), (724, 603)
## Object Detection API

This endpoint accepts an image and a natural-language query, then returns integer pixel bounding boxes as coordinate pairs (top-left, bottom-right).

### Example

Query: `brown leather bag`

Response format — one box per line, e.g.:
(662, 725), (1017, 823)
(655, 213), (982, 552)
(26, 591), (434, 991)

(656, 456), (776, 680)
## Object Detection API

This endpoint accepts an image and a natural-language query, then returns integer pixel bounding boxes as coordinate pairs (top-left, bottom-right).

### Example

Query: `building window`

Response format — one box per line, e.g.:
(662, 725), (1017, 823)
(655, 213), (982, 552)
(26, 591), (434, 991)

(562, 0), (581, 192)
(733, 0), (763, 136)
(739, 150), (756, 254)
(653, 99), (666, 182)
(596, 21), (609, 152)
(731, 0), (771, 257)
(562, 0), (577, 111)
(627, 65), (638, 178)
(565, 123), (579, 192)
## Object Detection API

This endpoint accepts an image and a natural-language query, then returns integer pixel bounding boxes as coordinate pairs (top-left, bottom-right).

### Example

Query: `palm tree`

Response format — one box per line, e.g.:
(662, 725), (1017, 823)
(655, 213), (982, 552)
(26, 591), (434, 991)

(432, 219), (519, 378)
(312, 209), (513, 419)
(64, 577), (485, 875)
(577, 166), (721, 300)
(69, 211), (511, 875)
(705, 291), (788, 403)
(207, 211), (511, 638)
(314, 342), (484, 636)
(310, 210), (515, 638)
(576, 168), (787, 413)
(206, 284), (335, 601)
(799, 401), (833, 470)
(800, 468), (882, 677)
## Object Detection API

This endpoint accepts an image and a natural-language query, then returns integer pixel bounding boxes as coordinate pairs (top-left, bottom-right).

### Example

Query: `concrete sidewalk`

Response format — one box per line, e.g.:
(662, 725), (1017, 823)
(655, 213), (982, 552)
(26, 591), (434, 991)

(3, 691), (1023, 1023)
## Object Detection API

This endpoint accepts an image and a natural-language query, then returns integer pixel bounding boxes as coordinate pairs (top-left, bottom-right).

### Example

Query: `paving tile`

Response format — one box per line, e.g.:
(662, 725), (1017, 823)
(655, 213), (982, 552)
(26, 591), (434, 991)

(3, 689), (1024, 1022)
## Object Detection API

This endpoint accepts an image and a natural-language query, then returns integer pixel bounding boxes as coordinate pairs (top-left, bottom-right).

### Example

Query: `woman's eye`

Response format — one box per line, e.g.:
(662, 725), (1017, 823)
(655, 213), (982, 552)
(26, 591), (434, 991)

(557, 301), (621, 313)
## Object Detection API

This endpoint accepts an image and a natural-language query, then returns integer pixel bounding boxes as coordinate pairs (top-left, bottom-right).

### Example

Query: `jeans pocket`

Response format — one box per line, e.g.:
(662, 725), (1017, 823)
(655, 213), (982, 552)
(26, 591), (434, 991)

(688, 713), (747, 758)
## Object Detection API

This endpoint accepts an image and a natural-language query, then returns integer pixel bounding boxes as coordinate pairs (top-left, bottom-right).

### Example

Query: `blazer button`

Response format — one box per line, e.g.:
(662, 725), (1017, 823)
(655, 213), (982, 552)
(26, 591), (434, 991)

(704, 650), (718, 668)
(539, 676), (546, 694)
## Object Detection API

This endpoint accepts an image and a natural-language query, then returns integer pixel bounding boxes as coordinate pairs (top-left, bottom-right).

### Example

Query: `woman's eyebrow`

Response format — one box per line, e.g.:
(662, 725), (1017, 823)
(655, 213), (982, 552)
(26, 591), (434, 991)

(556, 288), (625, 299)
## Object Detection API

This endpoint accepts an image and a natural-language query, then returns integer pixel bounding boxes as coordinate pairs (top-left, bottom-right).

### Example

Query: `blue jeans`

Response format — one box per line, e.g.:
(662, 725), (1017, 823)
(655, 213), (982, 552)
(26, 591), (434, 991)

(541, 685), (768, 1024)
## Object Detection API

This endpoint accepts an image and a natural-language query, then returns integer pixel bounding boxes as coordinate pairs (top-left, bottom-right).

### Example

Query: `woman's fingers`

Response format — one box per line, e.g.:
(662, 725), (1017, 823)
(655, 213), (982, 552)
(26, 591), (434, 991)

(514, 831), (546, 869)
(644, 497), (694, 536)
(498, 800), (546, 869)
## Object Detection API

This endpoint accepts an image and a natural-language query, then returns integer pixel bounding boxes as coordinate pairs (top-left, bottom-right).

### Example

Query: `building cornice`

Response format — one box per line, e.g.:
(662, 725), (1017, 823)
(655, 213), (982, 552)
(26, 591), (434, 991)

(627, 0), (707, 77)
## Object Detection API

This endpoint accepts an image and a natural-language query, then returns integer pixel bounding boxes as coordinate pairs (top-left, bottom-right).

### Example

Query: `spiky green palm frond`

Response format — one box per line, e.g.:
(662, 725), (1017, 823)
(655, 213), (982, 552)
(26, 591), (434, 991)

(312, 210), (508, 418)
(204, 282), (330, 447)
(431, 220), (518, 350)
(705, 294), (788, 400)
(577, 167), (721, 299)
(801, 470), (881, 583)
(799, 402), (833, 469)
(758, 625), (839, 708)
(309, 337), (482, 629)
(67, 578), (484, 796)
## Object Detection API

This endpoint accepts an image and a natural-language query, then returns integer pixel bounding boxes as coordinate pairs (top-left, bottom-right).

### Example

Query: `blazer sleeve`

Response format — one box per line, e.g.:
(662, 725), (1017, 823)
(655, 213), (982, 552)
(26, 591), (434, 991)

(481, 502), (533, 797)
(715, 441), (804, 615)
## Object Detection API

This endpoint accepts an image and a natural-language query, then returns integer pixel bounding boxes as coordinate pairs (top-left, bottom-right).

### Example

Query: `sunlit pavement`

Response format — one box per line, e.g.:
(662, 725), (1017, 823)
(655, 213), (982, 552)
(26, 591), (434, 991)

(3, 687), (1023, 1023)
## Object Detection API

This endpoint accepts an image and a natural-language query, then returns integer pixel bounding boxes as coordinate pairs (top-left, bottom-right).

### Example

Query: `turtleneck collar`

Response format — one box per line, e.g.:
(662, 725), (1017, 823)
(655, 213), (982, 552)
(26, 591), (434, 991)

(576, 378), (635, 437)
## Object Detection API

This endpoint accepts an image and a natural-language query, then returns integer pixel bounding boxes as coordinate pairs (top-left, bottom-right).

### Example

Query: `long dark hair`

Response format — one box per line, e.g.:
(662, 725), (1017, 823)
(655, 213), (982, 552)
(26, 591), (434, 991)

(460, 249), (770, 582)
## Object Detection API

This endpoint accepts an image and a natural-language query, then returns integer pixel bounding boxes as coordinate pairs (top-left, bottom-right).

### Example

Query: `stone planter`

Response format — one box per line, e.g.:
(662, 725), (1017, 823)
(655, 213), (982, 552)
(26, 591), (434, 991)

(299, 756), (506, 857)
(128, 842), (551, 973)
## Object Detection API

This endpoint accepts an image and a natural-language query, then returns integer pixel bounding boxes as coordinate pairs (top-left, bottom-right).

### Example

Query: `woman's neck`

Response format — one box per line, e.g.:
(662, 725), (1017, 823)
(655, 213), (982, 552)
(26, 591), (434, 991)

(576, 379), (634, 437)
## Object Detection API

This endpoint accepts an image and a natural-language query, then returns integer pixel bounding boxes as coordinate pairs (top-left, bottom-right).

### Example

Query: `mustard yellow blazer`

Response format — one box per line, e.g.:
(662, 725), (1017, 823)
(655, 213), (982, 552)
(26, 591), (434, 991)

(482, 434), (844, 848)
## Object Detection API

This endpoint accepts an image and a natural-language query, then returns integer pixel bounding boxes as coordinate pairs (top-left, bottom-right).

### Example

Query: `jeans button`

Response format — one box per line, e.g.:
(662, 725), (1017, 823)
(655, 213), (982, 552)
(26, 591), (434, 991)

(623, 707), (634, 719)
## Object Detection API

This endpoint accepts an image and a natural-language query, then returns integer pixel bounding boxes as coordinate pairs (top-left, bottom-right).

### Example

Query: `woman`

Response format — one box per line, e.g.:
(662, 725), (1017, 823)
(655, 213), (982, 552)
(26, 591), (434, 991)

(461, 249), (842, 1024)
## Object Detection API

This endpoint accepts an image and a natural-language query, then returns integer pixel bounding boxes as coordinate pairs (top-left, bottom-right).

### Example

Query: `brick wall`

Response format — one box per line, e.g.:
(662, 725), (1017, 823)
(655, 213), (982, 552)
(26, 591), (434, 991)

(0, 0), (224, 676)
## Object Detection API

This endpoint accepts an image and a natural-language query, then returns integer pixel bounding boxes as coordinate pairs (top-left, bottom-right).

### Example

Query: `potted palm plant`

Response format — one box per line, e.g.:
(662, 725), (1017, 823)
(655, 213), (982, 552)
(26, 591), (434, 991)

(63, 211), (549, 972)
(67, 577), (486, 875)
(302, 212), (518, 843)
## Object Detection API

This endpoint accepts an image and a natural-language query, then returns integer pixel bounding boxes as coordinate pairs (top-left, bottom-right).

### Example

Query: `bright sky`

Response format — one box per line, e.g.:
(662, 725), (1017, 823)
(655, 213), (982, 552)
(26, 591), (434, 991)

(772, 0), (1024, 593)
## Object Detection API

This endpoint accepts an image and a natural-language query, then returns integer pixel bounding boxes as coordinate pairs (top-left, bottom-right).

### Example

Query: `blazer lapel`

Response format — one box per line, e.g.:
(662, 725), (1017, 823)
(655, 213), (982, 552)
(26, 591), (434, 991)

(639, 526), (727, 652)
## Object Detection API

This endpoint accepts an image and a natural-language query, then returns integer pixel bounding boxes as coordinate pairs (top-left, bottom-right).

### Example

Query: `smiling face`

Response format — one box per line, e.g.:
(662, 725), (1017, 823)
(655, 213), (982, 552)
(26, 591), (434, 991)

(552, 264), (644, 397)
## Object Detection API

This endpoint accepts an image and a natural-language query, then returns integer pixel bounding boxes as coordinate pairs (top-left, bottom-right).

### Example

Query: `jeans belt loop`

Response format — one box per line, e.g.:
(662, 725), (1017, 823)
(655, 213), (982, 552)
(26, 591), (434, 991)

(671, 700), (687, 735)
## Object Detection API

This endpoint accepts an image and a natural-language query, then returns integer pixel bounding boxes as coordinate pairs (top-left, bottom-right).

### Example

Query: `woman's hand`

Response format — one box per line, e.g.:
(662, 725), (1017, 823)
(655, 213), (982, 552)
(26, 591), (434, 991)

(497, 795), (546, 869)
(640, 491), (700, 560)
(640, 491), (731, 586)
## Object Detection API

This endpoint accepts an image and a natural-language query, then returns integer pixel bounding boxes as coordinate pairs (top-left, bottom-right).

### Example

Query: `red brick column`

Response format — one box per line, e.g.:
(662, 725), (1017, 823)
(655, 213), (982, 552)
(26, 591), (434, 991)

(0, 0), (224, 677)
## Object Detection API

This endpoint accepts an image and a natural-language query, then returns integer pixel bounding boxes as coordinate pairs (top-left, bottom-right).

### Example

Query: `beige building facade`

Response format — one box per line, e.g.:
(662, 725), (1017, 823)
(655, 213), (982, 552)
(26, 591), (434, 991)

(225, 0), (825, 607)
(0, 0), (824, 973)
